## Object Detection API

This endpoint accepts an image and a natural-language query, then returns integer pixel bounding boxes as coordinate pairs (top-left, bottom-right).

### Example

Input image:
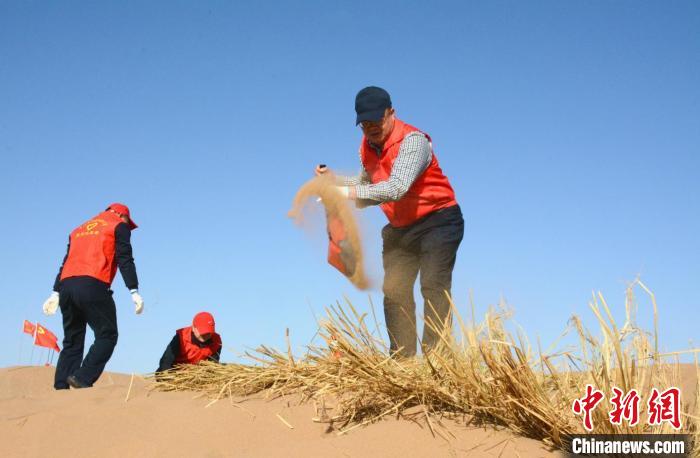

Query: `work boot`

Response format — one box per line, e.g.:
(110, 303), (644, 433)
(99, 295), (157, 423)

(66, 375), (90, 389)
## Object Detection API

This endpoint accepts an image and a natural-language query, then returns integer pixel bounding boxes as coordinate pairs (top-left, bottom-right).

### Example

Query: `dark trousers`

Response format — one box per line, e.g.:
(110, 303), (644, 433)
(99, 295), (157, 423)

(54, 276), (119, 389)
(382, 205), (464, 357)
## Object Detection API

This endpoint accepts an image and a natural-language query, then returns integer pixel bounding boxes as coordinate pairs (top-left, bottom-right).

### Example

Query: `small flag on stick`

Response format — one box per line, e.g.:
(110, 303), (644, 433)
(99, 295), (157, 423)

(23, 320), (36, 336)
(35, 323), (60, 352)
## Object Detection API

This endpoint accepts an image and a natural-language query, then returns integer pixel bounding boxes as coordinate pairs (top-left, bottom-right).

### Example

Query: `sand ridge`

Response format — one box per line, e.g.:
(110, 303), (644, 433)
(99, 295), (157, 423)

(0, 366), (558, 457)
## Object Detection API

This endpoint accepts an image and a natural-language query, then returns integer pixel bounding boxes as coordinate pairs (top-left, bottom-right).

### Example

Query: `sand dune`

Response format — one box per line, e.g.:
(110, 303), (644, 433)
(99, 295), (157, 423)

(0, 366), (557, 457)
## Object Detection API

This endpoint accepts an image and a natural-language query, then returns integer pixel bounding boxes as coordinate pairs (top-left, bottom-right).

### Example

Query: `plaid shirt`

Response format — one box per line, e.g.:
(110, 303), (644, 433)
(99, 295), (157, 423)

(339, 132), (433, 202)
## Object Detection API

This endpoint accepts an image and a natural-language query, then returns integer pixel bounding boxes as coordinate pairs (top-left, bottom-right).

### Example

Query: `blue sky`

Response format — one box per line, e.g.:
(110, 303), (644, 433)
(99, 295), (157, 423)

(1, 1), (698, 373)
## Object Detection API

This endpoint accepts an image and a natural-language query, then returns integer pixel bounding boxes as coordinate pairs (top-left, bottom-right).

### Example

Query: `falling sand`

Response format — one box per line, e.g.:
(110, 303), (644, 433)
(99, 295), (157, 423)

(288, 175), (370, 290)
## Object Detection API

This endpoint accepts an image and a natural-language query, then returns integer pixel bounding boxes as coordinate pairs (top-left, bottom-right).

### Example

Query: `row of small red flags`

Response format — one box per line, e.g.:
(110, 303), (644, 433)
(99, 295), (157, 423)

(23, 320), (60, 352)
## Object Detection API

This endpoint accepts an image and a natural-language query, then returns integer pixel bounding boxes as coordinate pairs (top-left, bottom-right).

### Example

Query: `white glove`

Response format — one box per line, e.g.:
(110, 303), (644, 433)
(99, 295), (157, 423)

(130, 290), (144, 315)
(334, 186), (350, 199)
(42, 292), (60, 316)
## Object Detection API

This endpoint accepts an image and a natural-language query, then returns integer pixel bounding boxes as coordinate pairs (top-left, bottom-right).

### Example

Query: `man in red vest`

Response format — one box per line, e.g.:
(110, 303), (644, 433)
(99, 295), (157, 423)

(316, 86), (464, 358)
(41, 203), (144, 389)
(156, 312), (222, 372)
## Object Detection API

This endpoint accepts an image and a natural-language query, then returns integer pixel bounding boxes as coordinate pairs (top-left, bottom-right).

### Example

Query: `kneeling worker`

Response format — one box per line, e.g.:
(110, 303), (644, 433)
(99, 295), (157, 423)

(157, 312), (222, 372)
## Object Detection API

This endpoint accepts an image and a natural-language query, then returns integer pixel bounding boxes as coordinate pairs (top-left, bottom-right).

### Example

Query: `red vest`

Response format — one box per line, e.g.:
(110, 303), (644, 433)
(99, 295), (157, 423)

(60, 211), (123, 285)
(360, 119), (457, 227)
(174, 327), (222, 365)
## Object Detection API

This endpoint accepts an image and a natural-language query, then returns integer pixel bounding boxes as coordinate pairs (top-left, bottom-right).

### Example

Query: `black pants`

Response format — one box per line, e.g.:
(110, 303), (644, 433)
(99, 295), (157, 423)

(382, 205), (464, 357)
(54, 276), (119, 389)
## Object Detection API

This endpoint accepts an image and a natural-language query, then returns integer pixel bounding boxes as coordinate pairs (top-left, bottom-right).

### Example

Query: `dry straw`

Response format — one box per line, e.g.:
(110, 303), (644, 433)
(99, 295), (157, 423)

(150, 279), (699, 454)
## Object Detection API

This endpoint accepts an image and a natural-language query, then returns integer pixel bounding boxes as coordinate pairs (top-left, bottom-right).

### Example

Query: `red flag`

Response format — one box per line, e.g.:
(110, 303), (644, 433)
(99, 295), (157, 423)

(23, 320), (36, 336)
(35, 323), (60, 352)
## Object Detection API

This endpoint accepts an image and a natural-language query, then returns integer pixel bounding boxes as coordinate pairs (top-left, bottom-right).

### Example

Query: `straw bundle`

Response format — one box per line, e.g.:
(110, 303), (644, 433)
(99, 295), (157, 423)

(151, 279), (699, 454)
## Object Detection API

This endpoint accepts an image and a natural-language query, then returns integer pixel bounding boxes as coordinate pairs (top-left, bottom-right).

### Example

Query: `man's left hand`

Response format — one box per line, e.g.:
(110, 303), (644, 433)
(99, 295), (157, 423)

(131, 290), (144, 315)
(42, 292), (59, 316)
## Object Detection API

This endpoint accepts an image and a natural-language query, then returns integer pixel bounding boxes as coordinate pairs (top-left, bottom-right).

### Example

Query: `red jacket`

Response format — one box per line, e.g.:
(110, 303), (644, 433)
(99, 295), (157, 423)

(60, 211), (122, 285)
(174, 327), (222, 365)
(360, 119), (457, 227)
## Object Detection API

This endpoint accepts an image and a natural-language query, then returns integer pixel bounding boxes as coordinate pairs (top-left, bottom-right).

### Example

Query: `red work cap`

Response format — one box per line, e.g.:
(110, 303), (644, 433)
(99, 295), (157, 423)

(193, 312), (215, 335)
(107, 203), (138, 230)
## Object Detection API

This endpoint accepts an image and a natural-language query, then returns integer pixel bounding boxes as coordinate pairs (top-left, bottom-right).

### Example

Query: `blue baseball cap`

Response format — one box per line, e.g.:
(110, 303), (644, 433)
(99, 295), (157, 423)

(355, 86), (392, 125)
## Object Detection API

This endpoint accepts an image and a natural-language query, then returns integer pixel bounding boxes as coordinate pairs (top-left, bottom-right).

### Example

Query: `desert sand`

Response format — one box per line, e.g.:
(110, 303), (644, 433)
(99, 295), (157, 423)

(0, 366), (559, 458)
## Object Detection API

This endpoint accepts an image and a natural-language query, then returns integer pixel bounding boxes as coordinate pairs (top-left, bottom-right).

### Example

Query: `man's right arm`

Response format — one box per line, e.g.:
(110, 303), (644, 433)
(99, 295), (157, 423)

(333, 149), (381, 207)
(52, 239), (70, 292)
(336, 166), (371, 186)
(157, 334), (180, 373)
(332, 148), (372, 186)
